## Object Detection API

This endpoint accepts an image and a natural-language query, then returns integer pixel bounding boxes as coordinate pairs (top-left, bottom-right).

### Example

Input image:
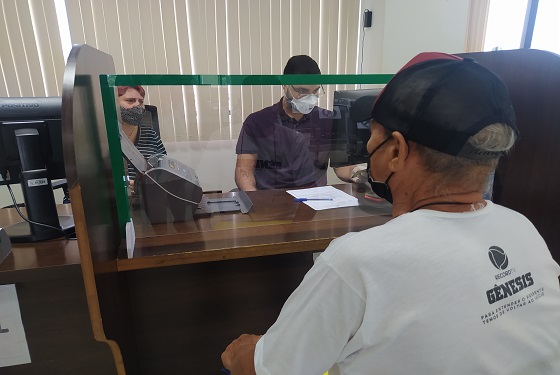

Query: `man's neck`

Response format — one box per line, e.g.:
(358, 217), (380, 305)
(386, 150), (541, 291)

(392, 189), (486, 217)
(387, 154), (488, 217)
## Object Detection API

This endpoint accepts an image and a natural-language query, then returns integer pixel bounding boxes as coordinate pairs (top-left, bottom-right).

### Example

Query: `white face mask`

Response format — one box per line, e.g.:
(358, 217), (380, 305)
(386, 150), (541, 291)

(289, 94), (318, 114)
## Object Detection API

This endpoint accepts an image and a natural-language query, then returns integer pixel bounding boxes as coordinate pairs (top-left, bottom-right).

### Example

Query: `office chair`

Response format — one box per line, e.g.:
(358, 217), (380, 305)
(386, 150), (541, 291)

(143, 104), (160, 136)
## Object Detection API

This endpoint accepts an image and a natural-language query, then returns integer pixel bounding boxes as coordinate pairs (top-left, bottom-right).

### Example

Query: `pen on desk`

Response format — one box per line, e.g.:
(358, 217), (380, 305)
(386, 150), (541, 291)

(294, 197), (334, 202)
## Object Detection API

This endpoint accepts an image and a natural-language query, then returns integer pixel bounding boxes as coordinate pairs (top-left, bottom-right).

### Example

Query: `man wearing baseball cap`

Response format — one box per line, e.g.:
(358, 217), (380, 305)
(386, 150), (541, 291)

(221, 52), (560, 375)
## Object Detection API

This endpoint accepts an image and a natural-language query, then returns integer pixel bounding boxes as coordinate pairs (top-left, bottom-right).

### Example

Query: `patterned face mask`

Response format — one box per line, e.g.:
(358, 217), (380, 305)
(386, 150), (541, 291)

(120, 105), (145, 125)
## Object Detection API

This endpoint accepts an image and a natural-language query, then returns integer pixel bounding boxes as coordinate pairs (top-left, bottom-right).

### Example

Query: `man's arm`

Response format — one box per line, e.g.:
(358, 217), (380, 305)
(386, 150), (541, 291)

(221, 334), (261, 375)
(221, 242), (365, 374)
(333, 164), (368, 184)
(235, 154), (258, 191)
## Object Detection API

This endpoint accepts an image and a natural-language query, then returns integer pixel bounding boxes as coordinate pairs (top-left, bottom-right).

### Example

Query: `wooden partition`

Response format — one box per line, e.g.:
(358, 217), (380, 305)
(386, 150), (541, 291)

(460, 49), (560, 262)
(61, 44), (135, 374)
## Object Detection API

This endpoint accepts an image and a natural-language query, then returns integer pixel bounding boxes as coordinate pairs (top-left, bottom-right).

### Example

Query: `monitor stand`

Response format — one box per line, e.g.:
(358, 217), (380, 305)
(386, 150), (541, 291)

(4, 128), (75, 243)
(4, 215), (75, 243)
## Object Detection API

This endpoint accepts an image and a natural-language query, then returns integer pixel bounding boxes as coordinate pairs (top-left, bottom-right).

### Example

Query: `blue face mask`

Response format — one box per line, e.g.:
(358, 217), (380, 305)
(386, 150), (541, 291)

(366, 136), (394, 204)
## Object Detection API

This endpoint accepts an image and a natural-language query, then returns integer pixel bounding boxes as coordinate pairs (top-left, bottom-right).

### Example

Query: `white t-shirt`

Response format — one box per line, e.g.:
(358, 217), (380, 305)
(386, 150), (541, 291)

(254, 201), (560, 375)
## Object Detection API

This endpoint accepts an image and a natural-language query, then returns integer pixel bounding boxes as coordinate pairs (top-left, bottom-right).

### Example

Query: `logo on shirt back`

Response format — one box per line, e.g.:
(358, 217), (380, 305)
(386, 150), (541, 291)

(483, 246), (535, 305)
(488, 246), (508, 270)
(480, 246), (542, 324)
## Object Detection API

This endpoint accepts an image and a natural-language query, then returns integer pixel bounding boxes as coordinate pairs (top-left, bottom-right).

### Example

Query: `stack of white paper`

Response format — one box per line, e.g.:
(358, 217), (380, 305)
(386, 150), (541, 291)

(287, 185), (359, 211)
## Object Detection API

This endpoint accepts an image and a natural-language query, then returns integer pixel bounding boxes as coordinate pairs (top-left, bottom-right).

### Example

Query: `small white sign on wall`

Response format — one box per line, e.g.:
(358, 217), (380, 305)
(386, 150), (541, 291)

(0, 284), (31, 367)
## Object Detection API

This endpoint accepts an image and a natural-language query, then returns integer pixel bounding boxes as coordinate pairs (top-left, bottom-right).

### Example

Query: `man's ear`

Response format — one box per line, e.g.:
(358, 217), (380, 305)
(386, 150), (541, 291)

(388, 131), (408, 172)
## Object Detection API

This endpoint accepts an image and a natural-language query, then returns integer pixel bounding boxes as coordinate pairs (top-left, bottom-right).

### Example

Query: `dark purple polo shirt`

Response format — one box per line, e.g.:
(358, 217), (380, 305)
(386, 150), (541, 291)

(236, 99), (334, 190)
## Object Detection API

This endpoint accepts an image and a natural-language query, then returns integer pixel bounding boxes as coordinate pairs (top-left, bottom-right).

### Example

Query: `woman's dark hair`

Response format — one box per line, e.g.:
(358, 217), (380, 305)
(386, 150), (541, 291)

(283, 55), (321, 74)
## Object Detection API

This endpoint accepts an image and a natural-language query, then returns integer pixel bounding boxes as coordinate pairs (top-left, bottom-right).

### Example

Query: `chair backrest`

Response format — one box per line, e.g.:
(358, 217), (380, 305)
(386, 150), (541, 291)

(459, 49), (560, 263)
(143, 104), (160, 136)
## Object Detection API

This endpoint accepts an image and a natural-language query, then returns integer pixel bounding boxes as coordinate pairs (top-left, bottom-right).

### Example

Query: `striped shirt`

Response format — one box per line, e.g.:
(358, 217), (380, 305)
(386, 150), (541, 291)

(127, 123), (167, 180)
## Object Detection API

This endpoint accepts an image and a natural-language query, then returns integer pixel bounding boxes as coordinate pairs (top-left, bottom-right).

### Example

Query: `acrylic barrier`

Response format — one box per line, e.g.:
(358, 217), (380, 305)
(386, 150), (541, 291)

(99, 75), (394, 238)
(62, 46), (560, 375)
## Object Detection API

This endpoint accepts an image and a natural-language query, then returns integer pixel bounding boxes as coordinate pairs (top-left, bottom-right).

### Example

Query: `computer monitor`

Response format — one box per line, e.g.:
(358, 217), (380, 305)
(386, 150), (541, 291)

(330, 88), (382, 167)
(0, 97), (74, 242)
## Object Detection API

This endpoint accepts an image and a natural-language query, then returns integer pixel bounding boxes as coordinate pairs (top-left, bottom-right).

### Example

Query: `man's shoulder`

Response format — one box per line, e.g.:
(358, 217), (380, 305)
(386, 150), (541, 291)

(323, 214), (428, 259)
(246, 102), (280, 122)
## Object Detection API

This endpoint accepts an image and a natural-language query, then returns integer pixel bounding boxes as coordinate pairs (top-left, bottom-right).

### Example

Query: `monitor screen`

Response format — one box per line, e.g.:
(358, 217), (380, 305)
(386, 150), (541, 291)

(330, 88), (381, 167)
(0, 97), (65, 185)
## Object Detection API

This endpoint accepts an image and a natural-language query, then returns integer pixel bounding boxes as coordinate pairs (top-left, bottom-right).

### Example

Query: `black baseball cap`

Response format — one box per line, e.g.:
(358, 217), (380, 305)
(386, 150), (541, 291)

(351, 52), (518, 160)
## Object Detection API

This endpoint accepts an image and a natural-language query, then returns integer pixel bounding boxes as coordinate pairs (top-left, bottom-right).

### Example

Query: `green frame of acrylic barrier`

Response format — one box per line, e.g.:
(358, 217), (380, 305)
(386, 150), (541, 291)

(99, 74), (394, 236)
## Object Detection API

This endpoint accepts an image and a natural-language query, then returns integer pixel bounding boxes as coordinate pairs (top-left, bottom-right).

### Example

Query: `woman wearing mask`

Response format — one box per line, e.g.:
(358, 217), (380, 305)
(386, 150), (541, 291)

(118, 85), (167, 186)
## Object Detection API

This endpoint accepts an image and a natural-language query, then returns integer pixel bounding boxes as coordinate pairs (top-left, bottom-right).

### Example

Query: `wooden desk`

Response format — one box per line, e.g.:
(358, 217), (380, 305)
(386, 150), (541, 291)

(0, 205), (116, 375)
(109, 185), (392, 374)
(120, 184), (392, 270)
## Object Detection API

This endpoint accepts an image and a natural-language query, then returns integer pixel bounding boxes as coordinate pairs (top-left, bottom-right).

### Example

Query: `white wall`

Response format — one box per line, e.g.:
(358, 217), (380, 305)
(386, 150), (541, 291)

(359, 0), (470, 74)
(0, 0), (472, 207)
(166, 140), (238, 193)
(358, 0), (386, 74)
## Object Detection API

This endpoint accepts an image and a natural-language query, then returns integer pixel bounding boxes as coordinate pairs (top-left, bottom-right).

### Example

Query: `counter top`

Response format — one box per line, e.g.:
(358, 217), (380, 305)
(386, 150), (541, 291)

(117, 184), (392, 271)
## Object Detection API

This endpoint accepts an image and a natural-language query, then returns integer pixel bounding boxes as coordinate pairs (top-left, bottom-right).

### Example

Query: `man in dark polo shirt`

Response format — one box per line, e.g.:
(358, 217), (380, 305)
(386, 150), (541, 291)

(235, 55), (356, 191)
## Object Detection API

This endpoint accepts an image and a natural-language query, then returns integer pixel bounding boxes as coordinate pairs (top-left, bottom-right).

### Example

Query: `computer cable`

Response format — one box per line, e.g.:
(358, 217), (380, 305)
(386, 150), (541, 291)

(142, 172), (200, 205)
(6, 184), (71, 240)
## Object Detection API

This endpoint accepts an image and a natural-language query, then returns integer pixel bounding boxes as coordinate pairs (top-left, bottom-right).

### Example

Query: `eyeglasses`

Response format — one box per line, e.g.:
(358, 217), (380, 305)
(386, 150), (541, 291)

(289, 85), (325, 98)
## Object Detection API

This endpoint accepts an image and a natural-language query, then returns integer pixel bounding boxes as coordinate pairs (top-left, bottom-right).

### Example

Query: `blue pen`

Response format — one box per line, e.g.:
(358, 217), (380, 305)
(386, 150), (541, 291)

(294, 197), (333, 202)
(220, 368), (231, 374)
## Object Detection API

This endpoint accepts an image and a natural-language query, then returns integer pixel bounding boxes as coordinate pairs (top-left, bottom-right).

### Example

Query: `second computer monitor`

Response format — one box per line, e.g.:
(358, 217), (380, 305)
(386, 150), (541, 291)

(330, 88), (381, 167)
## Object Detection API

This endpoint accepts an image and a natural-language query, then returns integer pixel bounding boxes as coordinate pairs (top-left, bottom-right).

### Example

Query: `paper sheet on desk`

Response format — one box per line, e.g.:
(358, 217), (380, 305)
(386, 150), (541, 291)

(287, 186), (359, 210)
(0, 284), (31, 367)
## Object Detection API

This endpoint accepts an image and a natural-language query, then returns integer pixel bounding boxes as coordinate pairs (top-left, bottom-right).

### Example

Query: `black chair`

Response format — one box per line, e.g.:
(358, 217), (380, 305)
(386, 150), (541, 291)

(459, 49), (560, 263)
(144, 104), (160, 136)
